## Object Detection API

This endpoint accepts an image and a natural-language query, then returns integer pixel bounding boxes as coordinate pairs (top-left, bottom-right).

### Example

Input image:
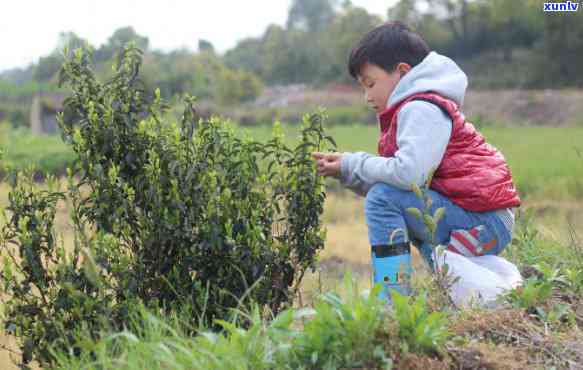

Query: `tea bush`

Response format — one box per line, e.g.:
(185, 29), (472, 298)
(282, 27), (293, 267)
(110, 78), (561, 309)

(0, 43), (335, 367)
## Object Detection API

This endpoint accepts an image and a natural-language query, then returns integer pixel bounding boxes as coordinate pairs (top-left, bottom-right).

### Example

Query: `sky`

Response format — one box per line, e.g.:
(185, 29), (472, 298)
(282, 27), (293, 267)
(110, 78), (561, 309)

(0, 0), (394, 73)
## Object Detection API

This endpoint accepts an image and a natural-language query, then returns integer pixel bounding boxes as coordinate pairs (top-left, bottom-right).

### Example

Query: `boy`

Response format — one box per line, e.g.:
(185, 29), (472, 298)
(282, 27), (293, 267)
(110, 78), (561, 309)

(312, 22), (520, 300)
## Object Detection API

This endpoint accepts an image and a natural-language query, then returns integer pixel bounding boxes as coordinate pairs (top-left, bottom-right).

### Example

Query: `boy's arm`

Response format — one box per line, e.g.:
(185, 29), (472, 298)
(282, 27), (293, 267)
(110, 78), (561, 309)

(339, 101), (452, 196)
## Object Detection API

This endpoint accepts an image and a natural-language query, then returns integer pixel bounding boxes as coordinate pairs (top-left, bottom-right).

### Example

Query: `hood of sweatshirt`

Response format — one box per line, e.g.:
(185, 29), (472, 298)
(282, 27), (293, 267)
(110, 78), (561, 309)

(387, 51), (468, 108)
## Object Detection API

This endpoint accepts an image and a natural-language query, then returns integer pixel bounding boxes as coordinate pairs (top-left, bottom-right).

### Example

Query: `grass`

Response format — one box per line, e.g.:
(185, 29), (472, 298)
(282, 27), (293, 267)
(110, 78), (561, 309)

(0, 124), (74, 176)
(480, 126), (583, 201)
(51, 275), (393, 370)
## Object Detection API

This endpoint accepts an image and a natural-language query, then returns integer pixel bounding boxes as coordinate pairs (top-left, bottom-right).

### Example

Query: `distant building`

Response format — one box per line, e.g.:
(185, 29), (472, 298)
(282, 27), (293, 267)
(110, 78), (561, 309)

(29, 92), (66, 135)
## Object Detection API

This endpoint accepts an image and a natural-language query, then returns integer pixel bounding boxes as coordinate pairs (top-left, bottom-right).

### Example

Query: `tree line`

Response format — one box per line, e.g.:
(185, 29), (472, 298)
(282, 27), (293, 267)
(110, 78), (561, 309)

(1, 0), (582, 106)
(224, 0), (583, 88)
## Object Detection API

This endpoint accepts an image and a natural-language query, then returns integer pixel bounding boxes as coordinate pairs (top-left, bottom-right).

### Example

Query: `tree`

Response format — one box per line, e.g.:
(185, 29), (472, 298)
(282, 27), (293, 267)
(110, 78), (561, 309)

(487, 0), (543, 61)
(325, 5), (382, 81)
(141, 50), (211, 99)
(56, 31), (89, 53)
(387, 0), (543, 59)
(261, 24), (299, 83)
(96, 26), (149, 62)
(198, 39), (215, 54)
(215, 68), (263, 104)
(33, 54), (63, 82)
(287, 0), (337, 32)
(424, 0), (470, 57)
(541, 8), (583, 86)
(34, 32), (92, 82)
(224, 38), (264, 77)
(388, 0), (424, 28)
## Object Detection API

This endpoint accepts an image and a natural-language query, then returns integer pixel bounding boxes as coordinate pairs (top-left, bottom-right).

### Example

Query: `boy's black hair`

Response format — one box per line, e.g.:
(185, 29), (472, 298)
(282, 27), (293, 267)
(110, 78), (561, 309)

(348, 21), (430, 79)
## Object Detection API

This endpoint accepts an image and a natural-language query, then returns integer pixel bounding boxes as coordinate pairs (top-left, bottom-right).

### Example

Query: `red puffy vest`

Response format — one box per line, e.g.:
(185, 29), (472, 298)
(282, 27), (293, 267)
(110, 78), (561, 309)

(377, 92), (521, 212)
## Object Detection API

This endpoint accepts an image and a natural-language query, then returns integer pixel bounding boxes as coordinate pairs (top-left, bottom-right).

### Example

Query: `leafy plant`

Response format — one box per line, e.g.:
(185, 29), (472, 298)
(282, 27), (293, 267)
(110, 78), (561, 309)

(0, 43), (336, 367)
(185, 306), (296, 370)
(505, 276), (553, 310)
(562, 267), (583, 295)
(533, 262), (565, 284)
(292, 273), (391, 369)
(390, 290), (450, 355)
(534, 303), (574, 329)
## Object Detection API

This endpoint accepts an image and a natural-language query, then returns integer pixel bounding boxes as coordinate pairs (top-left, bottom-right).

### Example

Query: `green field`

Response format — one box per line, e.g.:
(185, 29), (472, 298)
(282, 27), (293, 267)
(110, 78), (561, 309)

(2, 122), (582, 202)
(0, 125), (74, 176)
(239, 123), (583, 201)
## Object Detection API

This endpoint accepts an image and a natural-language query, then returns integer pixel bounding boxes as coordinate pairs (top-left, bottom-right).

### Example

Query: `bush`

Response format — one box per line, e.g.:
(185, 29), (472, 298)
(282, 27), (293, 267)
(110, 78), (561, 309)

(0, 44), (335, 367)
(215, 68), (263, 105)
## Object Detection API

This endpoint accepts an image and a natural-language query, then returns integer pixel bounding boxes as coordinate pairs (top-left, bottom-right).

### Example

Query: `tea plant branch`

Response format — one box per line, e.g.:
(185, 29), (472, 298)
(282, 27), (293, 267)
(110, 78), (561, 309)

(405, 168), (458, 308)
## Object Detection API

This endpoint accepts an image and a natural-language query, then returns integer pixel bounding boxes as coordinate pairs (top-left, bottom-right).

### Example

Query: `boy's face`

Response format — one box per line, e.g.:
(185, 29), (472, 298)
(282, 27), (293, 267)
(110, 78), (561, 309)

(357, 62), (411, 113)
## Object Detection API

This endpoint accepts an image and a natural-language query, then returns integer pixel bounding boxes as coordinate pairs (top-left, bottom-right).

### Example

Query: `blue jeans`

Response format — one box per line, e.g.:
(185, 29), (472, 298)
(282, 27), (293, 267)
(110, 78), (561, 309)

(365, 182), (513, 297)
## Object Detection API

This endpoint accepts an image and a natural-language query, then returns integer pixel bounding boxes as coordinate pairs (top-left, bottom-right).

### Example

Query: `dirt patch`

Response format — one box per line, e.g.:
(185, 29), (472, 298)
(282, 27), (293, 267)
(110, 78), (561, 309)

(464, 89), (583, 127)
(397, 353), (450, 370)
(449, 343), (529, 370)
(319, 255), (371, 277)
(450, 308), (583, 368)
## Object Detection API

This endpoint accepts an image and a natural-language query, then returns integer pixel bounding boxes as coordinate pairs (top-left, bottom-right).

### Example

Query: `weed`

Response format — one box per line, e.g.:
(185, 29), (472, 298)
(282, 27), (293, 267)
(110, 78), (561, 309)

(292, 273), (391, 369)
(505, 277), (552, 311)
(390, 290), (450, 355)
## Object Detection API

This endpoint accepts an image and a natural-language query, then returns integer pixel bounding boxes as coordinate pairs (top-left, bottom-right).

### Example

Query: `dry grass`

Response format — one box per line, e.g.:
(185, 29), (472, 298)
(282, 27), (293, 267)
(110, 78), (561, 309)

(448, 306), (583, 368)
(319, 189), (583, 264)
(320, 190), (369, 265)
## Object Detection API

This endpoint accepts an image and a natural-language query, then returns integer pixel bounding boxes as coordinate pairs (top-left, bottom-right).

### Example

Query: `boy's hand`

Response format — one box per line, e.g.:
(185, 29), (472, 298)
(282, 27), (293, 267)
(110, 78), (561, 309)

(311, 152), (342, 179)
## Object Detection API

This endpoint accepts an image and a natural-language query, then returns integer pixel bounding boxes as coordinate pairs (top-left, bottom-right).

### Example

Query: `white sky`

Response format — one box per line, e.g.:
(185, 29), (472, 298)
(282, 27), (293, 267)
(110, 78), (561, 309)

(0, 0), (394, 73)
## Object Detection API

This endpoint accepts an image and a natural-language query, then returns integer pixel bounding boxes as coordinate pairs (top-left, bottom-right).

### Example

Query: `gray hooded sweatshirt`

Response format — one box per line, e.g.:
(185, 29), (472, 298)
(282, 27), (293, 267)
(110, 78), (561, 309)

(339, 51), (468, 197)
(339, 51), (516, 233)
